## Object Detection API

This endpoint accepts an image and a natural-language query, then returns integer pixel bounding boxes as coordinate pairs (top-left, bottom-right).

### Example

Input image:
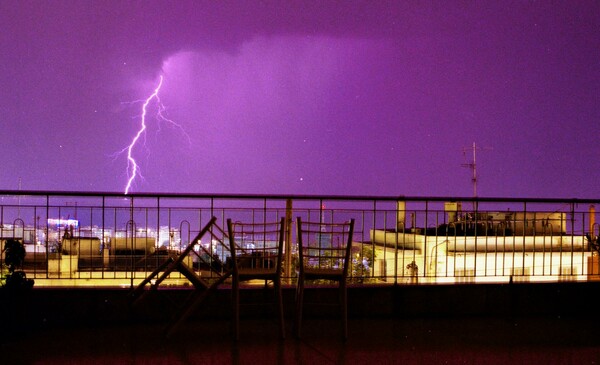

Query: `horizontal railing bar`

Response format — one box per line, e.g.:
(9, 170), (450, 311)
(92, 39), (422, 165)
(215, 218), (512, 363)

(2, 190), (600, 205)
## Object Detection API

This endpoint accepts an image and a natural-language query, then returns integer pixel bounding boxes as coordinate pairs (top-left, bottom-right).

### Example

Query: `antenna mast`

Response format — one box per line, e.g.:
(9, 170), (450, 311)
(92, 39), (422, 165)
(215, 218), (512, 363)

(461, 142), (478, 198)
(18, 177), (22, 218)
(461, 142), (491, 205)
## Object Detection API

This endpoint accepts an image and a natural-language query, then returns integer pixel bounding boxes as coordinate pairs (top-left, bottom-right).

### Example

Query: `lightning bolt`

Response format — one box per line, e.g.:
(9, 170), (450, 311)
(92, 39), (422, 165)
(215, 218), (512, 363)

(153, 88), (191, 145)
(122, 75), (188, 194)
(120, 75), (191, 194)
(123, 77), (159, 195)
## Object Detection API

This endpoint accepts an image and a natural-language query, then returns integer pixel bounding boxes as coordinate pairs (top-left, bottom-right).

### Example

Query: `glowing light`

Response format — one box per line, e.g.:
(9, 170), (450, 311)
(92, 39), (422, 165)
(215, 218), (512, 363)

(124, 76), (164, 194)
(120, 75), (191, 194)
(47, 218), (79, 229)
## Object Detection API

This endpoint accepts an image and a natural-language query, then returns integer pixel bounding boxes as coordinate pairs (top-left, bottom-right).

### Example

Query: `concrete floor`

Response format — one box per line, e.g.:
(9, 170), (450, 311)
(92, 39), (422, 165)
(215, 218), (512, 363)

(2, 283), (600, 364)
(2, 314), (599, 365)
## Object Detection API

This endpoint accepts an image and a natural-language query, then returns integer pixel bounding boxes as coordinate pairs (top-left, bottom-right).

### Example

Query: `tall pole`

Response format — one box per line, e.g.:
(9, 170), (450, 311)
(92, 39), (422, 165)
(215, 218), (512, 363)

(461, 142), (478, 199)
(18, 177), (22, 218)
(590, 205), (596, 235)
(461, 142), (492, 211)
(461, 142), (478, 210)
(471, 142), (477, 198)
(285, 199), (293, 281)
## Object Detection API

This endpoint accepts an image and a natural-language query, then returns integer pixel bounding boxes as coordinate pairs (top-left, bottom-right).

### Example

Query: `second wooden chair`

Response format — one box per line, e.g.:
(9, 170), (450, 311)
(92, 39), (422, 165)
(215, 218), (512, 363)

(294, 217), (355, 339)
(227, 217), (286, 340)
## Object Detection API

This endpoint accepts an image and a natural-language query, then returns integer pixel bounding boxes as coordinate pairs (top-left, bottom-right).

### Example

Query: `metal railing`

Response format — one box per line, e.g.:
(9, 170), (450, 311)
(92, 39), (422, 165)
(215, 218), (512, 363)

(1, 190), (599, 287)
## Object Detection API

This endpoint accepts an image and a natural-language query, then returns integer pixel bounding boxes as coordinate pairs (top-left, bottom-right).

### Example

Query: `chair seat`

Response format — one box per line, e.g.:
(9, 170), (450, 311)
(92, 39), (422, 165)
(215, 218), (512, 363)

(303, 267), (345, 281)
(238, 268), (278, 280)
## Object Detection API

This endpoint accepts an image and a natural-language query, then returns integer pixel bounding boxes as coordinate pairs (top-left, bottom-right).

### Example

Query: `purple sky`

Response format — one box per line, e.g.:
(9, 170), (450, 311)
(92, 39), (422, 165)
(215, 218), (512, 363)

(1, 1), (599, 198)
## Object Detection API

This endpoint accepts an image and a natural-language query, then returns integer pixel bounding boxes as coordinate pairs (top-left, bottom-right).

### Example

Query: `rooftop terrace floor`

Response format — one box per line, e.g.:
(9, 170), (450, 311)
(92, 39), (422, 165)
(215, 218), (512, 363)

(2, 283), (600, 364)
(3, 310), (600, 364)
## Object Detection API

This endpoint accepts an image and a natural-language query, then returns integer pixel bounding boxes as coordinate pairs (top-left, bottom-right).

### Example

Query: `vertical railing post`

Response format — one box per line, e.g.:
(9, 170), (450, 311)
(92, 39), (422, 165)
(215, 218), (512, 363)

(129, 195), (135, 288)
(101, 195), (107, 276)
(590, 205), (596, 236)
(423, 200), (428, 278)
(33, 206), (38, 276)
(45, 194), (50, 278)
(157, 196), (161, 254)
(397, 200), (406, 284)
(370, 200), (377, 281)
(285, 198), (293, 281)
(319, 198), (324, 223)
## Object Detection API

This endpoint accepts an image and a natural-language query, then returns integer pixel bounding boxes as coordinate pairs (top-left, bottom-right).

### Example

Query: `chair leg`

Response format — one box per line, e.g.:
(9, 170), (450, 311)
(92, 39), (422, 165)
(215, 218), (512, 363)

(275, 278), (285, 339)
(232, 278), (240, 341)
(294, 277), (304, 338)
(340, 280), (347, 340)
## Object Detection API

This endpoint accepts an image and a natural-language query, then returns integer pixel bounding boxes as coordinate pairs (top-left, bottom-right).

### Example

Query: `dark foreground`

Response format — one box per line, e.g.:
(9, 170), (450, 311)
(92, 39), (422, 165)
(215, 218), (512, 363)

(1, 283), (599, 364)
(2, 315), (599, 365)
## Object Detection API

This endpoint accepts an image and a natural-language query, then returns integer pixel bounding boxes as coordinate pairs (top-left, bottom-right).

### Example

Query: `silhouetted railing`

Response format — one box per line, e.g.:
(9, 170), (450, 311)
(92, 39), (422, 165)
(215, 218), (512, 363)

(1, 191), (598, 287)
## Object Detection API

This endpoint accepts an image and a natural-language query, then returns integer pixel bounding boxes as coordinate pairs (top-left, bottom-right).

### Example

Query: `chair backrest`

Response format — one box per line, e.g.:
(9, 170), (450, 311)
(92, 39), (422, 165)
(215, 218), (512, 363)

(296, 217), (355, 277)
(227, 217), (286, 275)
(194, 220), (230, 274)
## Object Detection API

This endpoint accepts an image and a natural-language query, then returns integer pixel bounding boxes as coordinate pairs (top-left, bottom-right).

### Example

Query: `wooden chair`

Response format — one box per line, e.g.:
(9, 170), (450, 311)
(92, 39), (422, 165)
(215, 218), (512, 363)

(227, 217), (286, 340)
(294, 217), (355, 339)
(130, 217), (233, 338)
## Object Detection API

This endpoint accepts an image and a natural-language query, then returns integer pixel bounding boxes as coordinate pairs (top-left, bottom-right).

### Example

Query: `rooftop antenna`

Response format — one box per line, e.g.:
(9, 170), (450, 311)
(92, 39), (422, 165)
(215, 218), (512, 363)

(18, 177), (22, 218)
(461, 142), (492, 209)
